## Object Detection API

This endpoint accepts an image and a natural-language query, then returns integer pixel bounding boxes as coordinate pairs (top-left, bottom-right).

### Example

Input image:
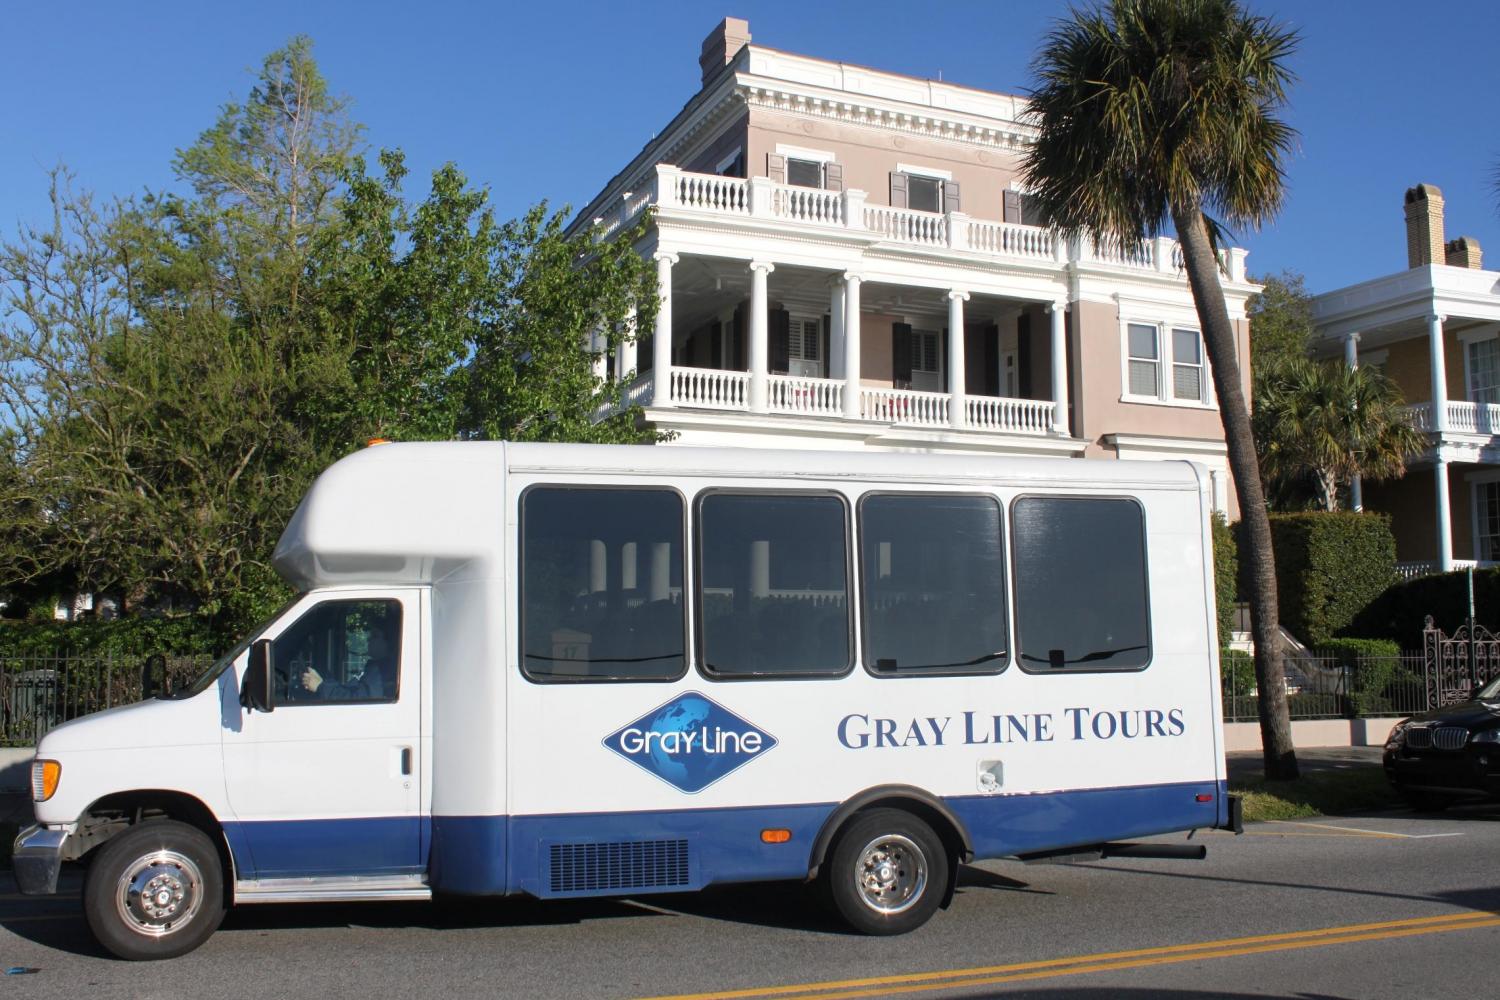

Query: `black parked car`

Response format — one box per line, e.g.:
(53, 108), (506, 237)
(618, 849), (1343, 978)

(1384, 675), (1500, 810)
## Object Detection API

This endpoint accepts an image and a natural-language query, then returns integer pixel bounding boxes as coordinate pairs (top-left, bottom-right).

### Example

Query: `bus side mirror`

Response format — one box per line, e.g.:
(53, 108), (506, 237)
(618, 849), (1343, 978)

(241, 640), (275, 713)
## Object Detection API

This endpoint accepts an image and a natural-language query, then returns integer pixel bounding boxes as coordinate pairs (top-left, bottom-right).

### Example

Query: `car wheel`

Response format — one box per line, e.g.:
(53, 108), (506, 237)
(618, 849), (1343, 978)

(826, 808), (949, 936)
(83, 820), (225, 960)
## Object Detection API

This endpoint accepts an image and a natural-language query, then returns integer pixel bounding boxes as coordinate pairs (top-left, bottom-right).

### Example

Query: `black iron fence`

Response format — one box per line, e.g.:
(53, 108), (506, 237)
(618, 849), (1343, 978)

(1220, 653), (1430, 724)
(1, 654), (213, 747)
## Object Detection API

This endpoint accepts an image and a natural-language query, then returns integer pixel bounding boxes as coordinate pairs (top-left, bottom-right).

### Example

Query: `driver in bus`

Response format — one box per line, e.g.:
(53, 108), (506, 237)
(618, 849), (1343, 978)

(301, 620), (397, 701)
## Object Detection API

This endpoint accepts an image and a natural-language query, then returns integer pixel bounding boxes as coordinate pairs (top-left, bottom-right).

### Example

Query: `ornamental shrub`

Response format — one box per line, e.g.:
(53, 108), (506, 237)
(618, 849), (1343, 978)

(0, 616), (216, 658)
(1268, 512), (1396, 648)
(1211, 513), (1238, 649)
(1317, 637), (1402, 718)
(1350, 567), (1500, 648)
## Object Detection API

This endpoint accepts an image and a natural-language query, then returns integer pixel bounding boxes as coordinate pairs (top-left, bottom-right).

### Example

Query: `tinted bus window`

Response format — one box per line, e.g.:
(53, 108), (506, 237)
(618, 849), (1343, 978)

(860, 494), (1007, 675)
(521, 488), (685, 682)
(698, 493), (850, 677)
(1012, 497), (1150, 672)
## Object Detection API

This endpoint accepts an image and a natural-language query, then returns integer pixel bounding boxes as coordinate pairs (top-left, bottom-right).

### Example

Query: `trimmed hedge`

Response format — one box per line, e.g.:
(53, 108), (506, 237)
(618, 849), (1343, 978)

(1316, 638), (1402, 717)
(1220, 648), (1255, 695)
(1212, 512), (1238, 648)
(1350, 567), (1500, 648)
(0, 616), (216, 658)
(1268, 512), (1396, 648)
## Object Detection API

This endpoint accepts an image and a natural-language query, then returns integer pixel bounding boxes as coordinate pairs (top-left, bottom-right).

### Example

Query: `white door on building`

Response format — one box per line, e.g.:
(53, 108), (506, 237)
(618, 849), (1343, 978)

(911, 329), (942, 392)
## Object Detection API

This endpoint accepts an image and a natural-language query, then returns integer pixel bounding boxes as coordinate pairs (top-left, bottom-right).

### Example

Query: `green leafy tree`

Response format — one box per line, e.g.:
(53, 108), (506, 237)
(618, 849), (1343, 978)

(1021, 0), (1301, 778)
(1247, 270), (1315, 376)
(1255, 358), (1426, 512)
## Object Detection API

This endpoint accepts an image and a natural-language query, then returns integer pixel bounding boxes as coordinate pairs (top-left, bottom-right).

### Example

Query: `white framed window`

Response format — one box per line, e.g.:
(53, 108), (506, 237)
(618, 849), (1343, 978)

(775, 144), (836, 190)
(1466, 334), (1499, 405)
(1474, 476), (1500, 562)
(1121, 322), (1212, 406)
(895, 163), (953, 214)
(788, 315), (824, 378)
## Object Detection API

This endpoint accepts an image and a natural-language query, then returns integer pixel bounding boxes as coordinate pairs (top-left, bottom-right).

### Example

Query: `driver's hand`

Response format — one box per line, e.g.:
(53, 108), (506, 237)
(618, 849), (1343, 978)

(301, 667), (323, 694)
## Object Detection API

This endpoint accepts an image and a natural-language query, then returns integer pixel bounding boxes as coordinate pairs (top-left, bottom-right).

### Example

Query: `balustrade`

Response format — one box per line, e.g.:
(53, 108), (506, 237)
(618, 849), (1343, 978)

(863, 205), (947, 246)
(859, 387), (950, 426)
(766, 374), (844, 416)
(671, 368), (750, 410)
(964, 396), (1056, 434)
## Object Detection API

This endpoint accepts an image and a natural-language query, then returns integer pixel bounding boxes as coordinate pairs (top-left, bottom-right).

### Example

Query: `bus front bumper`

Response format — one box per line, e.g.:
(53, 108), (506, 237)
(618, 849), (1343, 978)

(12, 825), (68, 895)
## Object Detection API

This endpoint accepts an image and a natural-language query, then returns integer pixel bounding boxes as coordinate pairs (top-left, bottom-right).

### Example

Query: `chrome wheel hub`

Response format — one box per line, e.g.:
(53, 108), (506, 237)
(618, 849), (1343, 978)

(116, 850), (203, 937)
(854, 834), (927, 915)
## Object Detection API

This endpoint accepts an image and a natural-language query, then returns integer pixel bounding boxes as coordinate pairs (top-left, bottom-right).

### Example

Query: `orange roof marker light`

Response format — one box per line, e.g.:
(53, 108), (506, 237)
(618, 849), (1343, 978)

(366, 438), (392, 447)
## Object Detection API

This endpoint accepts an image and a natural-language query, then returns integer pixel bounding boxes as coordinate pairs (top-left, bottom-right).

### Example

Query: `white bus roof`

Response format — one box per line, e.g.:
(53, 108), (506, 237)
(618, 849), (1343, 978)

(272, 441), (1206, 590)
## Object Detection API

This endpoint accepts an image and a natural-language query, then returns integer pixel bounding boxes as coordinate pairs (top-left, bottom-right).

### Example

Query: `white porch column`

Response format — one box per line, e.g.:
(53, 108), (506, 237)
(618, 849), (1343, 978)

(829, 279), (846, 380)
(749, 261), (774, 413)
(1345, 332), (1363, 511)
(1435, 458), (1453, 572)
(653, 252), (677, 408)
(1428, 313), (1449, 433)
(842, 272), (863, 418)
(618, 306), (638, 381)
(589, 326), (607, 383)
(1048, 300), (1070, 436)
(947, 290), (969, 428)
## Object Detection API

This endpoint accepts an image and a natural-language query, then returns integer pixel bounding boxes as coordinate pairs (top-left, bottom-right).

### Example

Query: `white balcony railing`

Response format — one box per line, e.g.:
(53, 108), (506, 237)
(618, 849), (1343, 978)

(966, 395), (1056, 433)
(672, 367), (749, 409)
(1396, 559), (1491, 581)
(1405, 401), (1500, 435)
(594, 166), (1253, 280)
(859, 387), (951, 427)
(767, 374), (844, 416)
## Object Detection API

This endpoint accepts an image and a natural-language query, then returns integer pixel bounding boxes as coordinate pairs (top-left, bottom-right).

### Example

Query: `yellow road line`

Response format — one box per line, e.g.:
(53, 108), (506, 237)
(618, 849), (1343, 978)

(639, 911), (1500, 1000)
(1245, 830), (1402, 839)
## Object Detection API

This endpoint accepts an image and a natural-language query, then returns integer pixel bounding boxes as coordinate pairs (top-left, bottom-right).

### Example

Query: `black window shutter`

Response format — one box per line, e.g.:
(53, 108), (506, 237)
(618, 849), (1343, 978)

(940, 328), (949, 385)
(1017, 313), (1033, 398)
(892, 322), (913, 384)
(767, 153), (786, 184)
(982, 323), (1000, 396)
(1003, 190), (1022, 224)
(821, 314), (832, 373)
(824, 163), (844, 192)
(943, 180), (961, 214)
(770, 308), (790, 375)
(709, 320), (723, 369)
(890, 172), (908, 209)
(733, 303), (747, 371)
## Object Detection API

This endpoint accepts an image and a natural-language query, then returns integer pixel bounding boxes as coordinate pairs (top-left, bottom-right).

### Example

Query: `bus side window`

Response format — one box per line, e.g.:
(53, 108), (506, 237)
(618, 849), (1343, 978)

(520, 487), (686, 683)
(697, 492), (850, 678)
(1011, 497), (1150, 672)
(860, 494), (1007, 675)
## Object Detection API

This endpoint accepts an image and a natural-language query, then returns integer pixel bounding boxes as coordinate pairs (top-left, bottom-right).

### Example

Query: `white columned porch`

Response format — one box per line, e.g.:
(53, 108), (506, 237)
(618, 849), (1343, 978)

(1428, 313), (1448, 433)
(1048, 301), (1070, 436)
(829, 279), (846, 380)
(749, 260), (774, 414)
(1345, 331), (1362, 511)
(653, 252), (677, 408)
(947, 290), (969, 428)
(1435, 458), (1453, 572)
(842, 272), (863, 419)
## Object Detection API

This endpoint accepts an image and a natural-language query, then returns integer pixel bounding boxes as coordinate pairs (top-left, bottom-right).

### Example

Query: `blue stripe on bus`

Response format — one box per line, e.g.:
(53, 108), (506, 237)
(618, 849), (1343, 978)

(228, 780), (1223, 889)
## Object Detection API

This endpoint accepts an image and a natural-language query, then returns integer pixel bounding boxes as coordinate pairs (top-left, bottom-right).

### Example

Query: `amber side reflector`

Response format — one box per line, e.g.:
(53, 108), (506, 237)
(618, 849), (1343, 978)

(1195, 794), (1213, 802)
(761, 829), (792, 844)
(33, 759), (61, 802)
(367, 438), (391, 447)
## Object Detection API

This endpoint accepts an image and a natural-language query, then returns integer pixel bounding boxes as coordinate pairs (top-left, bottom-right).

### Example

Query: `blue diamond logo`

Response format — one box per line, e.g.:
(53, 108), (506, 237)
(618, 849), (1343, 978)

(603, 692), (778, 794)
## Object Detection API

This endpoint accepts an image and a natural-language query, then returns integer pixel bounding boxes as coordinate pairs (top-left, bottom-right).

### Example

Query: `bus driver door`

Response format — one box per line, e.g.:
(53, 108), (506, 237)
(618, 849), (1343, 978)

(222, 590), (424, 883)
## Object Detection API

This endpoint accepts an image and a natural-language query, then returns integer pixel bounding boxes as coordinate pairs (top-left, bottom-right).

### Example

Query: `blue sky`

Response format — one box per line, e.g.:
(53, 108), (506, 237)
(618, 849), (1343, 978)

(3, 0), (1498, 294)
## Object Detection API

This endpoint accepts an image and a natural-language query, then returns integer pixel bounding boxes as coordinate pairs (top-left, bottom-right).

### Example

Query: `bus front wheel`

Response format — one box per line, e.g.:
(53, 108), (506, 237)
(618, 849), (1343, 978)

(826, 808), (948, 935)
(83, 820), (225, 960)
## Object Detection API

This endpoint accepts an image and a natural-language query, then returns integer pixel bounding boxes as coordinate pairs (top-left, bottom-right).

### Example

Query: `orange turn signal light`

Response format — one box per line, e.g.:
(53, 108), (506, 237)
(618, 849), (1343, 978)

(367, 438), (391, 447)
(760, 828), (792, 844)
(33, 759), (60, 802)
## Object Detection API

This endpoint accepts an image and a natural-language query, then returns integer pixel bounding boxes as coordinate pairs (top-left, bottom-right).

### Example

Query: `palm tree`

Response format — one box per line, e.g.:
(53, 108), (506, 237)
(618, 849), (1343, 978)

(1021, 0), (1301, 778)
(1255, 358), (1427, 511)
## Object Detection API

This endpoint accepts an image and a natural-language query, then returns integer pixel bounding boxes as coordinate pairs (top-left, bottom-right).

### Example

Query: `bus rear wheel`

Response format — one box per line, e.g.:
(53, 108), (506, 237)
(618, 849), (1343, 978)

(826, 808), (948, 936)
(83, 820), (225, 960)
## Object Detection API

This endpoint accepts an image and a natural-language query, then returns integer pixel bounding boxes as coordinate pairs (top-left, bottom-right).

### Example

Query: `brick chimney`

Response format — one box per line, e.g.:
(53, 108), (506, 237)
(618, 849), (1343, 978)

(1444, 236), (1483, 269)
(1404, 183), (1445, 268)
(699, 17), (751, 87)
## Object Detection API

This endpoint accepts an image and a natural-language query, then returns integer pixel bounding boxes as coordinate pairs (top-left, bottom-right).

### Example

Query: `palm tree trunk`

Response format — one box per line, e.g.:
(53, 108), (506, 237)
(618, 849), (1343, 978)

(1172, 207), (1299, 781)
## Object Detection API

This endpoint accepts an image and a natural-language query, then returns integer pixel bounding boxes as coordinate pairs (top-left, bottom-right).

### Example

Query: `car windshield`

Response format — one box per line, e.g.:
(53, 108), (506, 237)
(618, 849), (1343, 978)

(170, 596), (303, 698)
(1475, 676), (1500, 701)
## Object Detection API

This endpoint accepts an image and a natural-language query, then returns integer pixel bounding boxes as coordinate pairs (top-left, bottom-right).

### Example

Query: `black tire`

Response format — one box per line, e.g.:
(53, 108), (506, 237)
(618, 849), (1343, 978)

(825, 808), (949, 936)
(83, 820), (225, 960)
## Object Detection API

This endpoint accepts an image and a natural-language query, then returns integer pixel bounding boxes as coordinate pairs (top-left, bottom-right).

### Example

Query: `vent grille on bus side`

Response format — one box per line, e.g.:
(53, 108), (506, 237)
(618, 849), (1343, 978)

(548, 839), (691, 894)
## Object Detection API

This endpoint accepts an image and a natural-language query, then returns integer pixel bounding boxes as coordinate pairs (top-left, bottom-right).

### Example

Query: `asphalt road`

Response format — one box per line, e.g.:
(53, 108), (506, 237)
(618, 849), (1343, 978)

(3, 801), (1498, 999)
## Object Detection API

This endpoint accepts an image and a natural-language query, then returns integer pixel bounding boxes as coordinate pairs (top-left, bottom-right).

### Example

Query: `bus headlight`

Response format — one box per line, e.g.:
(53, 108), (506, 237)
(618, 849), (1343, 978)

(31, 759), (60, 803)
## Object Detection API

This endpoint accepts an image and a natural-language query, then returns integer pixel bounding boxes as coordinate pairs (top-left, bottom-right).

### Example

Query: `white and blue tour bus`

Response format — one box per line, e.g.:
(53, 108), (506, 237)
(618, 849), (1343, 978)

(14, 441), (1238, 959)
